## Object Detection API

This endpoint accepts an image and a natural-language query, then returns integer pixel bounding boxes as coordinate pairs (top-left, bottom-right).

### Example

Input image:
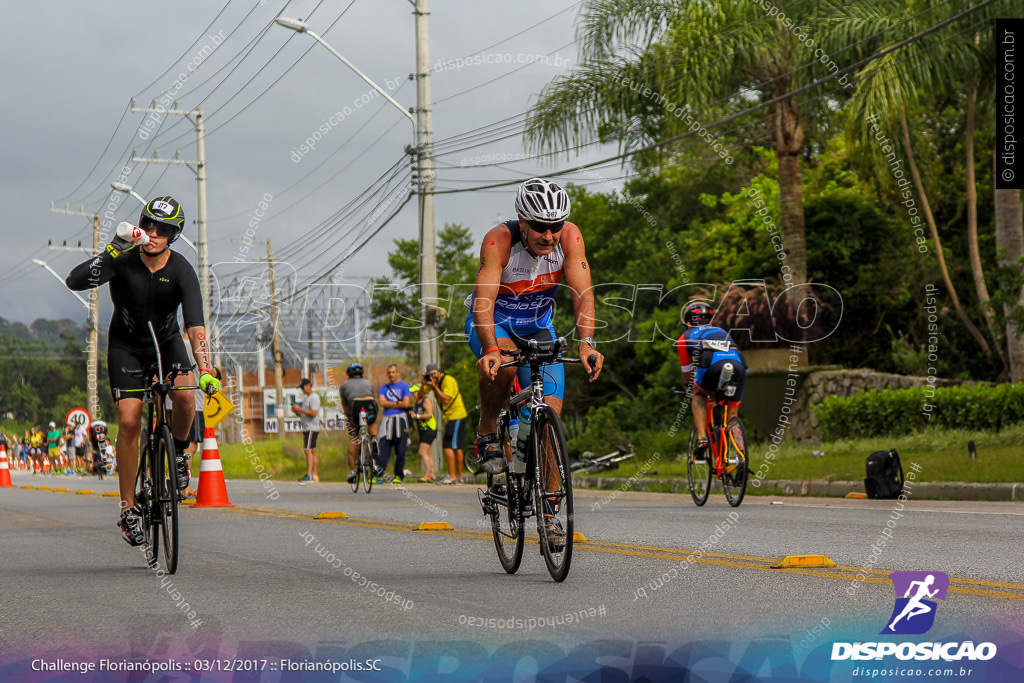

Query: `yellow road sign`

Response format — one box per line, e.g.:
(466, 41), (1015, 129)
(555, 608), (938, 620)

(204, 391), (235, 429)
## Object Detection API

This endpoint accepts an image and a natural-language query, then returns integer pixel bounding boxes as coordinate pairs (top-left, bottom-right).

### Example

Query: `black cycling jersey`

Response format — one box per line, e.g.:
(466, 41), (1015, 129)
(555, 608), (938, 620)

(66, 248), (204, 349)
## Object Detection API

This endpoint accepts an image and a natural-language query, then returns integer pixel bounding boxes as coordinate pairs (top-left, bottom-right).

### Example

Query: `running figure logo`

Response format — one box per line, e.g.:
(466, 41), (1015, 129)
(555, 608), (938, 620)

(881, 571), (949, 635)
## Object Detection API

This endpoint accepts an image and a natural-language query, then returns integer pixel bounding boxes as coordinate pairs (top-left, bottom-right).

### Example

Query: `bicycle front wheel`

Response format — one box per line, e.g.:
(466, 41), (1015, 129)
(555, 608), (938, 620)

(686, 428), (712, 506)
(486, 470), (525, 574)
(533, 406), (573, 582)
(136, 441), (158, 569)
(156, 425), (179, 573)
(722, 417), (749, 508)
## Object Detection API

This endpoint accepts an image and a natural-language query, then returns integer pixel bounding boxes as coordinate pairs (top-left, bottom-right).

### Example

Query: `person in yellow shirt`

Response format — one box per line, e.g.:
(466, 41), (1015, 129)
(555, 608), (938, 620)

(424, 363), (467, 484)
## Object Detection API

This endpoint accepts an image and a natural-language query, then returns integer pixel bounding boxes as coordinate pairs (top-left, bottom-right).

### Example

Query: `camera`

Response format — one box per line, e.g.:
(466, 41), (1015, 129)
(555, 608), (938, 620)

(423, 373), (432, 383)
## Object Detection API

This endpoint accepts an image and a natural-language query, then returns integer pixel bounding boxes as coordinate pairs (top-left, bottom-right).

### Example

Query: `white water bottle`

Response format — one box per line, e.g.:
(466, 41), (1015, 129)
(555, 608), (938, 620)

(718, 362), (734, 389)
(116, 221), (150, 245)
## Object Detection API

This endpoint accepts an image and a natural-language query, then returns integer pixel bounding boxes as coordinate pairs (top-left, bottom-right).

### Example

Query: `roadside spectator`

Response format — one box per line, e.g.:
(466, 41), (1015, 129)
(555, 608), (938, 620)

(424, 363), (468, 484)
(376, 364), (411, 483)
(408, 383), (437, 482)
(30, 427), (44, 473)
(340, 363), (377, 484)
(292, 378), (322, 484)
(46, 422), (62, 474)
(73, 421), (89, 475)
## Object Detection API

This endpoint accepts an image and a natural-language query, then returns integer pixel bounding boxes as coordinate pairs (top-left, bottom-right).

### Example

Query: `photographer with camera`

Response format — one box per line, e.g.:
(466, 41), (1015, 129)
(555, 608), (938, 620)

(423, 363), (468, 484)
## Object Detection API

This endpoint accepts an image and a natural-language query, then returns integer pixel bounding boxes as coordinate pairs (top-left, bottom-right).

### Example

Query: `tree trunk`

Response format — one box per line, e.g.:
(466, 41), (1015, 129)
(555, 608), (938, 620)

(773, 90), (807, 285)
(995, 186), (1024, 382)
(901, 109), (994, 362)
(965, 82), (1005, 370)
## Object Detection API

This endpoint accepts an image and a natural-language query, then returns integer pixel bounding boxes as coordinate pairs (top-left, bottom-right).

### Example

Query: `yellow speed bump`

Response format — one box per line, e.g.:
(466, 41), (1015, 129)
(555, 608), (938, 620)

(771, 554), (837, 569)
(845, 492), (868, 499)
(21, 485), (36, 489)
(573, 532), (589, 542)
(53, 487), (70, 492)
(413, 522), (453, 531)
(76, 490), (94, 495)
(315, 512), (349, 520)
(103, 492), (119, 497)
(37, 486), (51, 490)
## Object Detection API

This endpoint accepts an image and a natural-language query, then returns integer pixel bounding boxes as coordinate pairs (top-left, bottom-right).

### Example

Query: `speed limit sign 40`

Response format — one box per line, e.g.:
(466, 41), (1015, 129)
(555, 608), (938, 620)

(65, 407), (92, 429)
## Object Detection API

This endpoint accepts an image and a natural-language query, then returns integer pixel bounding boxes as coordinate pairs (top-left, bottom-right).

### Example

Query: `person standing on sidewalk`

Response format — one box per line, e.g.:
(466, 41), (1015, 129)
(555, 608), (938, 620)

(424, 363), (468, 484)
(408, 383), (437, 482)
(376, 365), (411, 483)
(292, 378), (322, 484)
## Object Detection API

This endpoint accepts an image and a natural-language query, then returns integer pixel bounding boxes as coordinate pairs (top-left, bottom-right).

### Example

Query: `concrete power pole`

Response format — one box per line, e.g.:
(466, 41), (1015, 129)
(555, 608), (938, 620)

(130, 103), (211, 327)
(268, 240), (286, 441)
(48, 204), (101, 421)
(415, 0), (443, 470)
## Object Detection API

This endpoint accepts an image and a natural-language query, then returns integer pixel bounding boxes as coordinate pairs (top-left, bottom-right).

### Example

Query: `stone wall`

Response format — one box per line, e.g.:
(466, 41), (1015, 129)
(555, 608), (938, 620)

(789, 369), (966, 442)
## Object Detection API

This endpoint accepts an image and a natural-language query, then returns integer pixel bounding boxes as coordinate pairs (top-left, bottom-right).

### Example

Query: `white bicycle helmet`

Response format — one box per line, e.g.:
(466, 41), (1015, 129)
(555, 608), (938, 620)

(514, 178), (570, 223)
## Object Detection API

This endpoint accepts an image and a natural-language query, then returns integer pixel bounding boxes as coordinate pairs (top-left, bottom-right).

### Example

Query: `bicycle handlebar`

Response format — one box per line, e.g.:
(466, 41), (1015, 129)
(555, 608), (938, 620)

(497, 337), (600, 379)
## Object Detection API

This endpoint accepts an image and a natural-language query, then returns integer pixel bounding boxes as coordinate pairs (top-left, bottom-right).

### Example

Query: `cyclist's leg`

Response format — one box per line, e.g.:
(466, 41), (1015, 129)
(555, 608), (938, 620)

(516, 325), (566, 494)
(465, 314), (518, 435)
(345, 408), (359, 471)
(109, 344), (148, 510)
(161, 338), (197, 445)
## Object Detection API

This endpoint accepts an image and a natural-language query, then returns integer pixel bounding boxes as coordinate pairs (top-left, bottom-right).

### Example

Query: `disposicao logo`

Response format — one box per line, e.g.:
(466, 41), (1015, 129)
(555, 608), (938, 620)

(831, 570), (997, 663)
(882, 570), (948, 635)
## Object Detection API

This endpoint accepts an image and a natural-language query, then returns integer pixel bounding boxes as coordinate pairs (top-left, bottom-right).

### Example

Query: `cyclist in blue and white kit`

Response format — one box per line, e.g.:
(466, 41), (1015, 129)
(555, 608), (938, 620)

(676, 302), (747, 458)
(466, 178), (604, 485)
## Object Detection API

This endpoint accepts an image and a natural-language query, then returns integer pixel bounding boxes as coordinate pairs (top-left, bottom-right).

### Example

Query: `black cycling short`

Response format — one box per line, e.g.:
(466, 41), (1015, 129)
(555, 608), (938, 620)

(302, 431), (319, 450)
(108, 337), (194, 401)
(189, 411), (205, 443)
(443, 418), (467, 452)
(346, 399), (378, 439)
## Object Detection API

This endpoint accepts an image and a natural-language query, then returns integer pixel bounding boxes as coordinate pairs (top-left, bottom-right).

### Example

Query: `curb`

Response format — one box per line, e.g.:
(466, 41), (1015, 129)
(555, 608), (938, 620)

(567, 476), (1024, 502)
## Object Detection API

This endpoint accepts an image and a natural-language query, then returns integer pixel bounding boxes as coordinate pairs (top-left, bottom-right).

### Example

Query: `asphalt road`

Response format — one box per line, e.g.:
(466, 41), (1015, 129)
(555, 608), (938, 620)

(1, 469), (1021, 680)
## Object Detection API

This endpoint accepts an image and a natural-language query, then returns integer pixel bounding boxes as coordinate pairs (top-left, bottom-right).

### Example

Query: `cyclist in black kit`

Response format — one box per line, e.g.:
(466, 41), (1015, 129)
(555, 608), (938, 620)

(66, 196), (220, 546)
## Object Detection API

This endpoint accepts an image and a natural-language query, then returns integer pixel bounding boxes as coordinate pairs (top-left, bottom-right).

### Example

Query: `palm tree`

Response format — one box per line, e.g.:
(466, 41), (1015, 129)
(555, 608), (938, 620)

(526, 0), (837, 285)
(826, 0), (1005, 365)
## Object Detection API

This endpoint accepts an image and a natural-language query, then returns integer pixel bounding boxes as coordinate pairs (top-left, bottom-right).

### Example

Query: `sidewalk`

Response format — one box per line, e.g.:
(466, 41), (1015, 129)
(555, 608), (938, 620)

(565, 475), (1024, 502)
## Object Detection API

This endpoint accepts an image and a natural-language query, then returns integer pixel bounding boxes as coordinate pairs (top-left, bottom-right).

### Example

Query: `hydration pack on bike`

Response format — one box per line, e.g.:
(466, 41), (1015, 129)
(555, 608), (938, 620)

(864, 448), (904, 499)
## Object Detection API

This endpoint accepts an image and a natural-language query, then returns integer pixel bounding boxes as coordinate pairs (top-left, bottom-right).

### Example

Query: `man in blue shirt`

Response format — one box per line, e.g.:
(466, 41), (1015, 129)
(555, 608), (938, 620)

(376, 364), (411, 483)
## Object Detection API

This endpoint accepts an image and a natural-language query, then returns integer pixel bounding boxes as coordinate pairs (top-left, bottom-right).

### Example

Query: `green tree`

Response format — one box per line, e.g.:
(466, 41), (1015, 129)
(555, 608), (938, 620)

(526, 0), (846, 285)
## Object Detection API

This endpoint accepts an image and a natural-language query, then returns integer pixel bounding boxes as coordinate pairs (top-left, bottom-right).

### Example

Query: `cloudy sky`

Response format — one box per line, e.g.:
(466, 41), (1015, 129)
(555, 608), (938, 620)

(1, 0), (618, 330)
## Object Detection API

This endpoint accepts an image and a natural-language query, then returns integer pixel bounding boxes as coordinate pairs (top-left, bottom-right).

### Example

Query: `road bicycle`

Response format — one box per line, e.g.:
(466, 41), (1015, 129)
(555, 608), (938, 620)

(569, 441), (636, 475)
(478, 338), (595, 582)
(351, 407), (377, 494)
(673, 382), (749, 507)
(122, 323), (211, 573)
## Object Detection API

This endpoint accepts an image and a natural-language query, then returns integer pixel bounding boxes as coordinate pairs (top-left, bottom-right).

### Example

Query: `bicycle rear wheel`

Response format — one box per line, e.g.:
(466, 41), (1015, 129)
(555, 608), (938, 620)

(533, 406), (573, 582)
(686, 428), (712, 506)
(155, 425), (179, 573)
(722, 416), (749, 508)
(350, 441), (361, 493)
(485, 470), (525, 574)
(361, 436), (375, 494)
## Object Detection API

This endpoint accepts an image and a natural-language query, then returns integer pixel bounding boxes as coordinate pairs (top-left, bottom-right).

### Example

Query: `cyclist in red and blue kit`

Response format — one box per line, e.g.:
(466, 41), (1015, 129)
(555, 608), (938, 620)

(676, 302), (747, 458)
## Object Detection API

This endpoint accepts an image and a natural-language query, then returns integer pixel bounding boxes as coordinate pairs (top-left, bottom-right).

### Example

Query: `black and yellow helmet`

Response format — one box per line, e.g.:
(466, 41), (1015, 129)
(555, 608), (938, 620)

(139, 196), (185, 243)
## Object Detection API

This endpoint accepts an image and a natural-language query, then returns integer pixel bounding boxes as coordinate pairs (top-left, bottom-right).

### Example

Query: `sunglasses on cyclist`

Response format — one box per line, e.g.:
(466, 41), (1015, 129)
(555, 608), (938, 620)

(525, 219), (565, 234)
(140, 218), (177, 239)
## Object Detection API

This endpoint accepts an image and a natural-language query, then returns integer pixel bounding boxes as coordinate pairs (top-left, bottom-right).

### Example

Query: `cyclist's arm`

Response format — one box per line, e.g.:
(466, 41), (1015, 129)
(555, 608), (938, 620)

(561, 224), (603, 380)
(65, 250), (119, 291)
(185, 326), (213, 375)
(471, 225), (511, 353)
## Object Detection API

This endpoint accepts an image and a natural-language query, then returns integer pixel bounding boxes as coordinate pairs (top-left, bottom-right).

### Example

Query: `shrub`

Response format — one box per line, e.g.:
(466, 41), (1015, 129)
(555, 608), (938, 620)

(815, 383), (1024, 440)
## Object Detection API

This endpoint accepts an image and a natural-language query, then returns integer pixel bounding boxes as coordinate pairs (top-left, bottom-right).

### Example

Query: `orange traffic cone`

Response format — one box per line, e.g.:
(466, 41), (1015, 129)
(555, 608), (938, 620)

(0, 445), (13, 487)
(43, 457), (51, 474)
(194, 427), (235, 508)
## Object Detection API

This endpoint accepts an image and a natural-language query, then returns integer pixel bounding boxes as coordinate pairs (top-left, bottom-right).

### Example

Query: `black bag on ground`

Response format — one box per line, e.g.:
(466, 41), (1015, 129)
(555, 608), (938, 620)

(864, 448), (904, 499)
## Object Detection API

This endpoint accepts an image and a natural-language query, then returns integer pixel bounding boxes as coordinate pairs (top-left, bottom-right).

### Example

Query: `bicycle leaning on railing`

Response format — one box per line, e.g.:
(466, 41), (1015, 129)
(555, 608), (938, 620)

(121, 322), (213, 574)
(477, 337), (596, 582)
(350, 407), (377, 494)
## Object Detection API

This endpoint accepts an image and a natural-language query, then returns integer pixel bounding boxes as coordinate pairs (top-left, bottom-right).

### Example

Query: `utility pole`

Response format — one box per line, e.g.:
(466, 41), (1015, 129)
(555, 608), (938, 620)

(130, 102), (211, 327)
(415, 0), (444, 469)
(48, 204), (101, 421)
(268, 240), (286, 441)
